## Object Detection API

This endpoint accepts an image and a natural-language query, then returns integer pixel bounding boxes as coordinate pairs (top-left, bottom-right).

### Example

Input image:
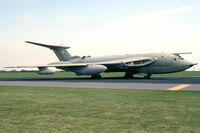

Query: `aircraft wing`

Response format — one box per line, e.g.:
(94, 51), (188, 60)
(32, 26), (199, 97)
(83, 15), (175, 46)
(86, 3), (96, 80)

(172, 52), (192, 55)
(97, 57), (157, 67)
(5, 57), (157, 69)
(5, 63), (88, 68)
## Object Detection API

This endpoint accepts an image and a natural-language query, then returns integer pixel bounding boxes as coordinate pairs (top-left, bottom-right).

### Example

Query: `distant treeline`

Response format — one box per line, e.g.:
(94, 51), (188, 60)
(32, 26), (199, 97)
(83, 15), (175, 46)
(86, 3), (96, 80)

(0, 70), (64, 73)
(0, 70), (37, 73)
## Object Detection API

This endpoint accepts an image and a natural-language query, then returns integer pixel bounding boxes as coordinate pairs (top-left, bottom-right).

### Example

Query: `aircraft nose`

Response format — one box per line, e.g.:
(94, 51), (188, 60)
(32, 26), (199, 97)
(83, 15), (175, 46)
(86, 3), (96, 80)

(189, 63), (198, 67)
(184, 60), (197, 68)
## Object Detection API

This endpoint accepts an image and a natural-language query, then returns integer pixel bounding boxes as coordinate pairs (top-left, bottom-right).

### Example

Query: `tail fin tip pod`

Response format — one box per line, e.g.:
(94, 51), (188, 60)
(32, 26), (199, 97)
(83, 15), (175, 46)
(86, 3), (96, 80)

(25, 41), (72, 61)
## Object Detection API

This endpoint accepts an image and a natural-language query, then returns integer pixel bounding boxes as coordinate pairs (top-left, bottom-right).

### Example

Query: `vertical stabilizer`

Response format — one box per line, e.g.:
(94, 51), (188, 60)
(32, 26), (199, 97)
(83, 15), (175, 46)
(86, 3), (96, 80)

(25, 41), (72, 61)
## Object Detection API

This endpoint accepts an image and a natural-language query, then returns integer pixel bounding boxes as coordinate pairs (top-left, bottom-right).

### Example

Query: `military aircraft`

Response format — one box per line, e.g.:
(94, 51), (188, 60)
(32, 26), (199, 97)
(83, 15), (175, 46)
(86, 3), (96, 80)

(6, 41), (197, 79)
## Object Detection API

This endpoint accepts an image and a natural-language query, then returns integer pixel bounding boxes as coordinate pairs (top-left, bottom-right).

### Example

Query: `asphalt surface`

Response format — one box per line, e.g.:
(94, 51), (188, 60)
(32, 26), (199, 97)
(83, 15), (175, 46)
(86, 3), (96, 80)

(0, 77), (200, 90)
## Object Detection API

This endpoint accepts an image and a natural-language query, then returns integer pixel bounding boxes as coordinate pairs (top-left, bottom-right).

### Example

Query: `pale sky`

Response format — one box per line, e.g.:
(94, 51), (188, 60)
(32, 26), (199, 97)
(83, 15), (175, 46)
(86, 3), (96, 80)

(1, 0), (200, 70)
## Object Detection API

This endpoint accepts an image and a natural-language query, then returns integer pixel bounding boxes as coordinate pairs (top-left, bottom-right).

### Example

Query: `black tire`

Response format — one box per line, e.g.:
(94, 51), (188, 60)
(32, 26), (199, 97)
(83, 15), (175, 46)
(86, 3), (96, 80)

(144, 73), (151, 79)
(91, 74), (102, 79)
(124, 72), (133, 79)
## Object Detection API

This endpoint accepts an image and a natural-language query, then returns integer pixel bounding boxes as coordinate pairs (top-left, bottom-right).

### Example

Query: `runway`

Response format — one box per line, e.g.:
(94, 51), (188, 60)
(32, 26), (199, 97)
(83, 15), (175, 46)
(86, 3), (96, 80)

(0, 77), (200, 90)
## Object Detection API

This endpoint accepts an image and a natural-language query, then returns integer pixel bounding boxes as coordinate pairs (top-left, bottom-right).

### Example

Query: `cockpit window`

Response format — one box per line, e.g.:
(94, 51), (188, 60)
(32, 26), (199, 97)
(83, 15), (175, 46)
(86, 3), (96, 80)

(173, 54), (184, 60)
(178, 57), (184, 60)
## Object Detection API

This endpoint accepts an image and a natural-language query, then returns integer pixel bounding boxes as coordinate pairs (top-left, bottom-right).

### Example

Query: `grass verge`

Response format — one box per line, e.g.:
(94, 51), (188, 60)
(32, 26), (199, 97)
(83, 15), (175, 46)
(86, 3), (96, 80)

(0, 86), (200, 133)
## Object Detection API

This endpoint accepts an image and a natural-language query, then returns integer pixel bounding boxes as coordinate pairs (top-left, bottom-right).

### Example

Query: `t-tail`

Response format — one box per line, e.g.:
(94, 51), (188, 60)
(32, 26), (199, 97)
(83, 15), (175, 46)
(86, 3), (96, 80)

(25, 41), (72, 61)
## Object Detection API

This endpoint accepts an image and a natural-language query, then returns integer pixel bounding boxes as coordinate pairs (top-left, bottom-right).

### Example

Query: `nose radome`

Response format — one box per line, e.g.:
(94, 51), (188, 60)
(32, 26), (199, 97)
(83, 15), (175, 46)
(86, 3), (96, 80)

(184, 60), (197, 68)
(189, 63), (198, 67)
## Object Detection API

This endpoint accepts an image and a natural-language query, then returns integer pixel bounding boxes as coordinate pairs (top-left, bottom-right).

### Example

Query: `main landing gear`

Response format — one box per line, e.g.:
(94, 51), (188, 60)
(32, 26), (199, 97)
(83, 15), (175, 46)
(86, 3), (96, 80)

(91, 74), (102, 79)
(124, 72), (134, 79)
(144, 73), (151, 79)
(124, 72), (152, 79)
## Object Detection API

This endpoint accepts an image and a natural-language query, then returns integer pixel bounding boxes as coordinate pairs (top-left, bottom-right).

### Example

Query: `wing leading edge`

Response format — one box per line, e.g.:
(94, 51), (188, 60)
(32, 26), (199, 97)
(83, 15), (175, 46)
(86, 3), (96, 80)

(5, 57), (157, 69)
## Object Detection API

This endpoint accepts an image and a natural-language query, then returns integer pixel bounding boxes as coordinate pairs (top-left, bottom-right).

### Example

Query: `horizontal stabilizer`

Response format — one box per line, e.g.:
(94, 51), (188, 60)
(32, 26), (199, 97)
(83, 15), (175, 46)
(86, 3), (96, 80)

(25, 41), (70, 49)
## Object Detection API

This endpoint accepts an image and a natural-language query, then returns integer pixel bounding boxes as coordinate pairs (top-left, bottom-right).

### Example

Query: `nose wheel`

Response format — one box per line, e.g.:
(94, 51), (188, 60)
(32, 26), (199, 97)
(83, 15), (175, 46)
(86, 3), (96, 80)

(144, 73), (151, 79)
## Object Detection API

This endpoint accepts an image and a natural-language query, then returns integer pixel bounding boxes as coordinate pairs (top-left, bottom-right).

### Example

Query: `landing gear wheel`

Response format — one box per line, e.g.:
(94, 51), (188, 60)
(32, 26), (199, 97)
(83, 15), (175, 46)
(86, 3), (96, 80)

(144, 73), (151, 79)
(91, 74), (102, 79)
(124, 72), (134, 79)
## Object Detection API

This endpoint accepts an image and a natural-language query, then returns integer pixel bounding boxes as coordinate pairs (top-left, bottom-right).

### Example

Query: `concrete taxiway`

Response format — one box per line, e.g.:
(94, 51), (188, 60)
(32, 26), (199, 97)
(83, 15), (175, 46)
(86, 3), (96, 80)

(0, 77), (200, 90)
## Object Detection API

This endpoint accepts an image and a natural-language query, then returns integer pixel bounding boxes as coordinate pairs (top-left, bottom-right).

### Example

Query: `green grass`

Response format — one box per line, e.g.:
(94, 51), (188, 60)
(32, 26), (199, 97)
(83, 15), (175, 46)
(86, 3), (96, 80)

(0, 71), (200, 78)
(0, 86), (200, 133)
(0, 72), (78, 78)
